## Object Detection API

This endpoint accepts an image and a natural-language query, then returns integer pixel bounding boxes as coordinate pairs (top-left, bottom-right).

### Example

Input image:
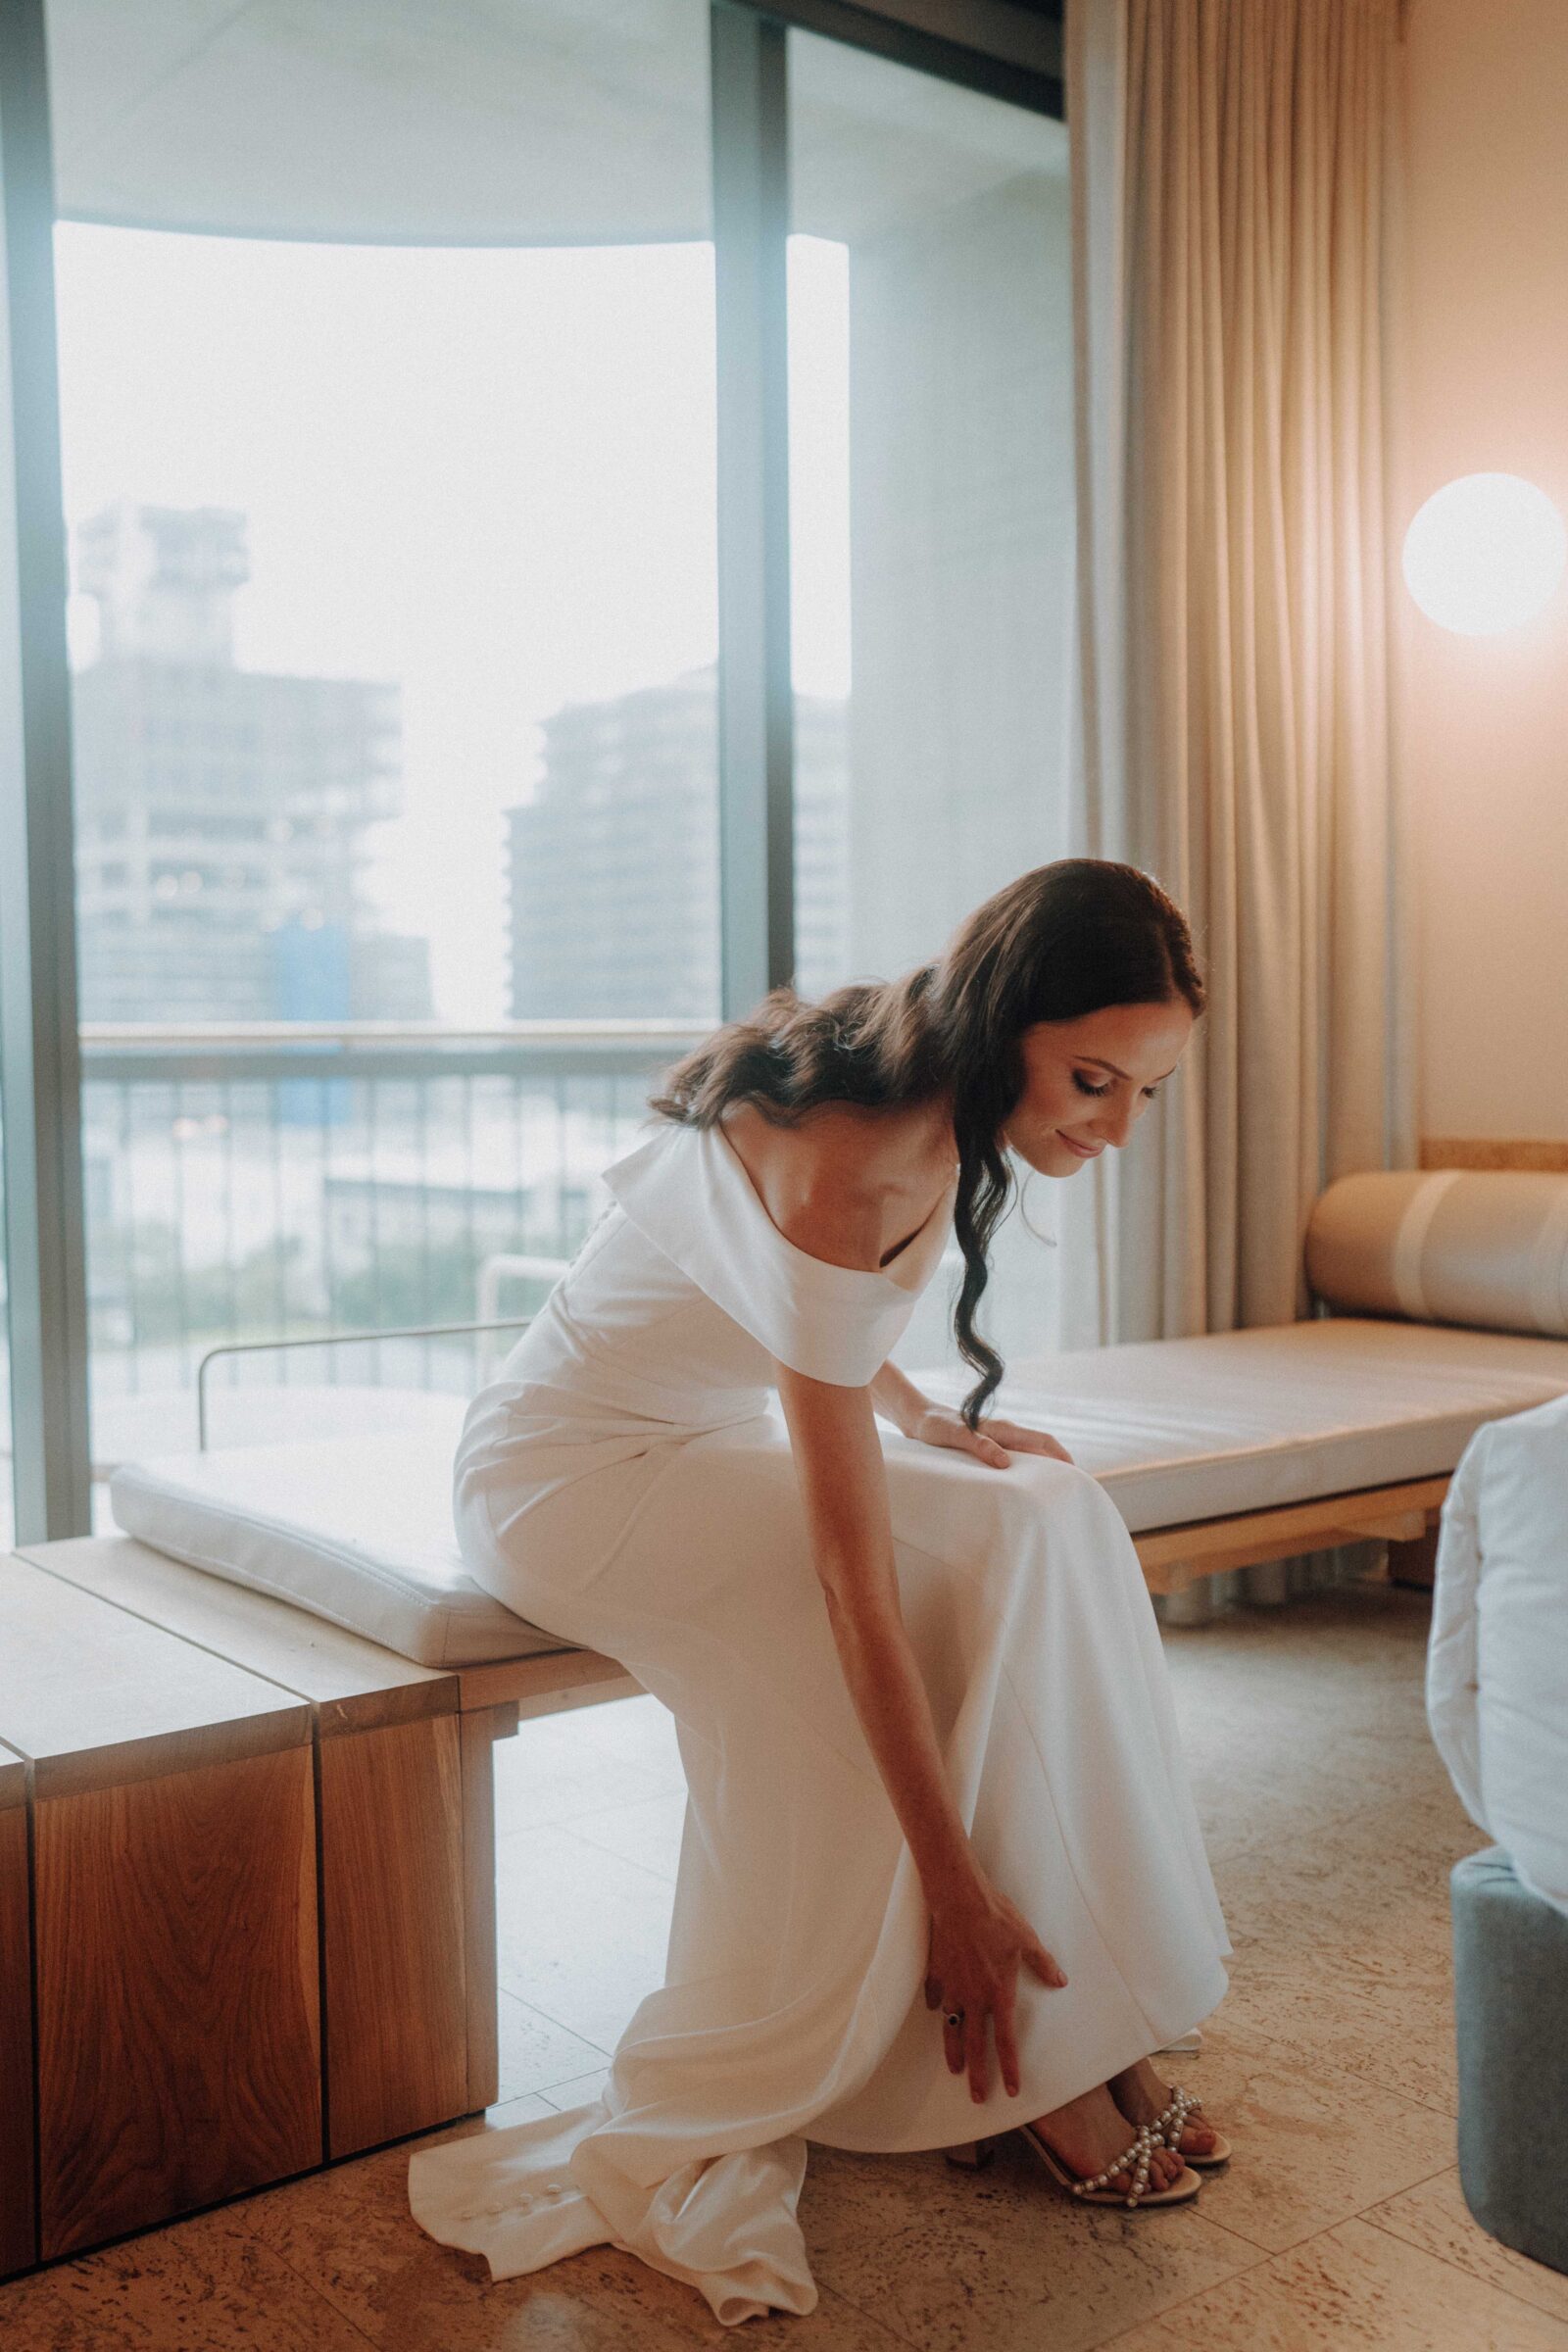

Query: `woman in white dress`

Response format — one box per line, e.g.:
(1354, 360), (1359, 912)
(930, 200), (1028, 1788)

(411, 858), (1232, 2326)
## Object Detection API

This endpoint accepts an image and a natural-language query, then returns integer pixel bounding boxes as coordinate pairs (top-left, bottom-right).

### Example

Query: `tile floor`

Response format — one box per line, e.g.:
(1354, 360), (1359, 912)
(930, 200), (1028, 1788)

(5, 1582), (1566, 2349)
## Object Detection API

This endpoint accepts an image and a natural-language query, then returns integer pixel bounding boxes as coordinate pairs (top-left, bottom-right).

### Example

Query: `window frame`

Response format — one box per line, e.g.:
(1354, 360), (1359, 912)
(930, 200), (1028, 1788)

(0, 0), (1064, 1540)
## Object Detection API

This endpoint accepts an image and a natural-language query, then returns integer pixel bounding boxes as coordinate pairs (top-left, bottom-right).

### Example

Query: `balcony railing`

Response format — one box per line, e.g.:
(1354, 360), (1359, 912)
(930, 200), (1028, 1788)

(0, 1017), (986, 1543)
(64, 1022), (705, 1490)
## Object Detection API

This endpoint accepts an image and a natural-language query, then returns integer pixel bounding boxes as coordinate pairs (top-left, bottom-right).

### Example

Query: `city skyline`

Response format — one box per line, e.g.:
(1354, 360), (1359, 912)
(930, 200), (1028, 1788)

(54, 220), (853, 1026)
(71, 501), (434, 1027)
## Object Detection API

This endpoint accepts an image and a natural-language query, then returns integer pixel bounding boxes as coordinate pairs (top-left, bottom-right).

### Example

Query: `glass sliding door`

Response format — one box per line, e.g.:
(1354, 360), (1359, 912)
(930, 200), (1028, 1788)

(787, 32), (1073, 993)
(787, 33), (1073, 1361)
(1, 0), (1063, 1529)
(43, 0), (718, 1476)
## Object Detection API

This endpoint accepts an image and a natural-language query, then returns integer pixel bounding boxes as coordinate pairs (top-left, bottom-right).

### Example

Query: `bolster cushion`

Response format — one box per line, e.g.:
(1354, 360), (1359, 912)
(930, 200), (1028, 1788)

(1306, 1169), (1568, 1337)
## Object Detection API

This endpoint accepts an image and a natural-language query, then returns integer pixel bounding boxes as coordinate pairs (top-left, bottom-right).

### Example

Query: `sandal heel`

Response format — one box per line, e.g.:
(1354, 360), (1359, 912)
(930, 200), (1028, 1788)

(943, 2140), (994, 2170)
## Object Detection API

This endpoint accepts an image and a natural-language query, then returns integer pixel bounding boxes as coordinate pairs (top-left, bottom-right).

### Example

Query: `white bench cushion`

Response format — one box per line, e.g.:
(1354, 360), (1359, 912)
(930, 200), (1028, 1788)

(108, 1316), (1568, 1670)
(917, 1316), (1568, 1532)
(1428, 1392), (1568, 1918)
(109, 1428), (562, 1669)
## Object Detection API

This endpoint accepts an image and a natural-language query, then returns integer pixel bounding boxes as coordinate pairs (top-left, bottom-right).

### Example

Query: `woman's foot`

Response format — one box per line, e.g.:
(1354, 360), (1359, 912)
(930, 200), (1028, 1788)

(1108, 2056), (1220, 2160)
(1026, 2083), (1188, 2195)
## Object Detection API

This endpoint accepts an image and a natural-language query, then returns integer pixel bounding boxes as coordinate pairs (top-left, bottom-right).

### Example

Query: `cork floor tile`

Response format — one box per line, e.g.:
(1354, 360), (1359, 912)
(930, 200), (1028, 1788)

(493, 1821), (674, 2050)
(566, 1787), (689, 1882)
(1102, 2214), (1568, 2350)
(1364, 2168), (1568, 2330)
(240, 2128), (905, 2350)
(1215, 1942), (1461, 2119)
(494, 1990), (609, 2106)
(808, 2129), (1258, 2352)
(11, 2209), (374, 2352)
(1149, 2019), (1452, 2253)
(535, 2065), (612, 2111)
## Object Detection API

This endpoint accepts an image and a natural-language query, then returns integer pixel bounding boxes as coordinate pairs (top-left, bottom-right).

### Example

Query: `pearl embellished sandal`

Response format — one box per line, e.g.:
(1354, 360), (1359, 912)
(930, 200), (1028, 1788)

(945, 2125), (1201, 2210)
(1148, 2083), (1232, 2169)
(1018, 2119), (1202, 2209)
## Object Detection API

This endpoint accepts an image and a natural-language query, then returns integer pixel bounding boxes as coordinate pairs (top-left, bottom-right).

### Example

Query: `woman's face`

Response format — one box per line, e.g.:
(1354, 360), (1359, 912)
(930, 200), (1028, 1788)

(1003, 998), (1196, 1178)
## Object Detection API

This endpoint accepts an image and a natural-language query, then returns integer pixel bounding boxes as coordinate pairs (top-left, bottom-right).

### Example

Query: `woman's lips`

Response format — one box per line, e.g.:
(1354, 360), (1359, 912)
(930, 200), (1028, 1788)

(1056, 1133), (1102, 1159)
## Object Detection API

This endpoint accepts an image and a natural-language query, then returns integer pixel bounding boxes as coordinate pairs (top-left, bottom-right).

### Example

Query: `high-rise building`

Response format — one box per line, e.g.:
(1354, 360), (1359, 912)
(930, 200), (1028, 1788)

(71, 502), (433, 1024)
(506, 668), (849, 1020)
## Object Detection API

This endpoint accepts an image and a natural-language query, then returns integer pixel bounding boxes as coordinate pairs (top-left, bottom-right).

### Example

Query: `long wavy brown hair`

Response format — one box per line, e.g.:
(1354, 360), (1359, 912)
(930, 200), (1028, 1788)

(651, 858), (1204, 1426)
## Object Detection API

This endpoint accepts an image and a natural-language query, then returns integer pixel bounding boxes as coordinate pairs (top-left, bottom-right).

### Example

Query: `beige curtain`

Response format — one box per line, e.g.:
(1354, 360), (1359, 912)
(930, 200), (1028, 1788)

(1063, 0), (1416, 1352)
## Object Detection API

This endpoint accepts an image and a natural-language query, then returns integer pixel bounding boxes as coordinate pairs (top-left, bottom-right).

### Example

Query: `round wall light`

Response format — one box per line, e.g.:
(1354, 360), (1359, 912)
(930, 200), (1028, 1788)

(1402, 472), (1566, 636)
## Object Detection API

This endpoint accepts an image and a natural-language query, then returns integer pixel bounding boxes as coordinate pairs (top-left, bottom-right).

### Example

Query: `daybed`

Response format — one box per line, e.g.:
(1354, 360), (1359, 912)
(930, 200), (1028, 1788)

(3, 1164), (1567, 2276)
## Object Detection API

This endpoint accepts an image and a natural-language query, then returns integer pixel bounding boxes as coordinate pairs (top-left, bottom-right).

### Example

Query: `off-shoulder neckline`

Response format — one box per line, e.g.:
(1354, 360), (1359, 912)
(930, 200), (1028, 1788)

(708, 1121), (954, 1294)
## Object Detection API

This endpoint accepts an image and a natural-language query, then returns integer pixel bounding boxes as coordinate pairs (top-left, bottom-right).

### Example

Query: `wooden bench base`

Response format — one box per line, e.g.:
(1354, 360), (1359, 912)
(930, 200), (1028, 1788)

(0, 1476), (1444, 2278)
(1131, 1476), (1448, 1593)
(0, 1540), (637, 2280)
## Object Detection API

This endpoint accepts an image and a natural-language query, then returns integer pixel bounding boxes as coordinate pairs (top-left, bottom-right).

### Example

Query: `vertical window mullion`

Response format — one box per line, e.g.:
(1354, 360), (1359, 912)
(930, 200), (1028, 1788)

(0, 0), (92, 1542)
(710, 0), (795, 1016)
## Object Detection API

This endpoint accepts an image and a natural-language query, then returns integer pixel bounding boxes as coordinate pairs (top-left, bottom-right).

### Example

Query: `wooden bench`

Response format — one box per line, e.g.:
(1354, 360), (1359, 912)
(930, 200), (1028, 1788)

(0, 1462), (1452, 2279)
(0, 1537), (637, 2279)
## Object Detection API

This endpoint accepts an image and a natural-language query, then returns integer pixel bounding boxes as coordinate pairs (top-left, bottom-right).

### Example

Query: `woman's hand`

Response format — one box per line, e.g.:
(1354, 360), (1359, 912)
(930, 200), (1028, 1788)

(909, 1402), (1073, 1471)
(924, 1867), (1068, 2103)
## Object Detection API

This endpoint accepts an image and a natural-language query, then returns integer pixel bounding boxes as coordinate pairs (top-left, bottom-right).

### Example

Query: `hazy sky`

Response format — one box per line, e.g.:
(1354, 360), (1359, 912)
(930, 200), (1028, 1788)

(53, 223), (850, 1023)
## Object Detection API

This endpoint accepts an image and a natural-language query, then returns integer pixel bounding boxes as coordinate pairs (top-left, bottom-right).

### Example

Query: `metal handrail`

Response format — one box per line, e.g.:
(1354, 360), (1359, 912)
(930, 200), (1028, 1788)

(195, 1316), (534, 1450)
(81, 1019), (705, 1050)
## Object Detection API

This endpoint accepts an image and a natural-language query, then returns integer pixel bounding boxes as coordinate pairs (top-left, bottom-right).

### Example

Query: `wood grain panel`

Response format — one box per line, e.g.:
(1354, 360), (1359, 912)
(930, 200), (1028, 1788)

(318, 1713), (467, 2155)
(0, 1775), (35, 2278)
(1134, 1477), (1449, 1592)
(0, 1553), (308, 1798)
(1421, 1137), (1568, 1172)
(459, 1647), (641, 1718)
(460, 1704), (517, 2112)
(19, 1538), (456, 1736)
(34, 1745), (320, 2258)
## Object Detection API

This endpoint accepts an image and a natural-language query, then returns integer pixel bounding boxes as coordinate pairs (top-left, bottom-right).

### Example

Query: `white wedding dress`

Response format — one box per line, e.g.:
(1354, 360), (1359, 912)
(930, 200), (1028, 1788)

(409, 1117), (1229, 2325)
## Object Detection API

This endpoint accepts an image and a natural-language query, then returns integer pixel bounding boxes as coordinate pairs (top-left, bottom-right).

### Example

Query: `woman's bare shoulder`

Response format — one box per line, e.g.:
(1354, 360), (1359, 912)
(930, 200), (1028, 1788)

(721, 1100), (948, 1273)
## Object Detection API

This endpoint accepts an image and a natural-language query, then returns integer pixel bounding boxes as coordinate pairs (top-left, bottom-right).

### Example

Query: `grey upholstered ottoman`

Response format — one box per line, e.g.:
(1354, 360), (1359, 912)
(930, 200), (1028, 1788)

(1452, 1846), (1568, 2278)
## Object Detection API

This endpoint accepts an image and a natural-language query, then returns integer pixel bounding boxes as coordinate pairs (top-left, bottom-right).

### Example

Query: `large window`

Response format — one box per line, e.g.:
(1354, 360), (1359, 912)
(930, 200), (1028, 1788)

(0, 0), (1065, 1536)
(788, 34), (1073, 987)
(44, 0), (722, 1480)
(47, 0), (721, 1034)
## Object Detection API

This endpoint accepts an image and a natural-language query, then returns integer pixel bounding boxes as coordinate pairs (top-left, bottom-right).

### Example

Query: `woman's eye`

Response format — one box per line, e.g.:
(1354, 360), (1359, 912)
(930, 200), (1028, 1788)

(1143, 1085), (1161, 1101)
(1072, 1073), (1110, 1099)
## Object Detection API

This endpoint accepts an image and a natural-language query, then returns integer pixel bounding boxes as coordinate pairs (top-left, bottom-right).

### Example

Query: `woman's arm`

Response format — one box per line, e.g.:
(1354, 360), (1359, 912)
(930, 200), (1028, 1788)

(868, 1359), (936, 1438)
(779, 1363), (975, 1892)
(775, 1362), (1066, 2103)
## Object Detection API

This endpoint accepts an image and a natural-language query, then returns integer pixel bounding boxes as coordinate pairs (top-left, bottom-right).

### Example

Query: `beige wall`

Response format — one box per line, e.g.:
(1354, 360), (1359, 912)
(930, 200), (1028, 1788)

(1397, 0), (1568, 1143)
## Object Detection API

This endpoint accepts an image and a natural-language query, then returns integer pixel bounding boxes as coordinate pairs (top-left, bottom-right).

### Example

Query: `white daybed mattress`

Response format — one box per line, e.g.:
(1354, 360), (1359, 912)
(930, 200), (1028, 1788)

(109, 1314), (1568, 1669)
(920, 1316), (1568, 1533)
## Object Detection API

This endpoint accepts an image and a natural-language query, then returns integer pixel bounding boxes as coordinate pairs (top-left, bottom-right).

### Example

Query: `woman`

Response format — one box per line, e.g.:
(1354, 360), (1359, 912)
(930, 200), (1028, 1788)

(410, 858), (1232, 2327)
